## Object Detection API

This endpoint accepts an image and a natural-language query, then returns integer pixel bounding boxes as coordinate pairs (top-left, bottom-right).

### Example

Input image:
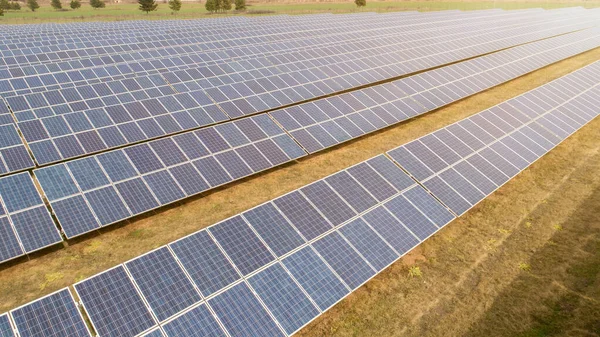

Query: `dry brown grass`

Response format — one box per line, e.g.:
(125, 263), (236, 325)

(0, 48), (599, 337)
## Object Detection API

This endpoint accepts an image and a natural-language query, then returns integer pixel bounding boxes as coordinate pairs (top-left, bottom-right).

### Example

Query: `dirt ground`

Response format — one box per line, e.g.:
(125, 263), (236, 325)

(0, 48), (599, 336)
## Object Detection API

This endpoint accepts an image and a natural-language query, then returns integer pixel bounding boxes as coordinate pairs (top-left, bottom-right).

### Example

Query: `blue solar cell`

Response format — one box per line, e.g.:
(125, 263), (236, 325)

(1, 146), (34, 172)
(115, 178), (159, 214)
(249, 263), (320, 335)
(312, 232), (375, 289)
(282, 246), (348, 311)
(0, 173), (43, 213)
(173, 133), (210, 160)
(235, 145), (271, 172)
(85, 187), (131, 226)
(272, 134), (306, 160)
(384, 195), (439, 240)
(169, 163), (209, 195)
(75, 267), (156, 337)
(403, 186), (455, 228)
(54, 135), (85, 159)
(209, 282), (285, 337)
(66, 157), (110, 191)
(423, 175), (472, 215)
(242, 203), (305, 257)
(440, 168), (486, 206)
(170, 230), (240, 297)
(273, 191), (332, 241)
(10, 206), (61, 253)
(325, 171), (378, 213)
(214, 151), (252, 180)
(52, 195), (100, 238)
(193, 157), (232, 187)
(97, 151), (138, 182)
(0, 125), (23, 148)
(346, 162), (397, 202)
(124, 144), (164, 175)
(149, 138), (187, 167)
(28, 141), (62, 166)
(362, 206), (420, 255)
(255, 139), (289, 166)
(301, 181), (356, 226)
(126, 247), (202, 322)
(162, 304), (226, 337)
(11, 289), (91, 337)
(0, 217), (23, 263)
(387, 146), (433, 181)
(143, 171), (186, 205)
(209, 216), (275, 275)
(34, 165), (79, 201)
(0, 313), (14, 337)
(367, 155), (415, 191)
(339, 218), (398, 271)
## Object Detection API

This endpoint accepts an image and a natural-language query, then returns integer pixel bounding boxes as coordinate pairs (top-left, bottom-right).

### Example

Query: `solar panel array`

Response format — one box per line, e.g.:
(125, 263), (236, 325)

(34, 114), (305, 238)
(70, 153), (453, 337)
(3, 9), (599, 166)
(270, 26), (600, 153)
(71, 61), (600, 337)
(388, 61), (600, 216)
(28, 24), (600, 244)
(1, 38), (599, 337)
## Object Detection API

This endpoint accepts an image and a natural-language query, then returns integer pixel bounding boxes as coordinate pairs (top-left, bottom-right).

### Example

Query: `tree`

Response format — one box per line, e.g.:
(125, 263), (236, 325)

(89, 0), (105, 9)
(354, 0), (365, 7)
(10, 2), (20, 10)
(234, 0), (244, 10)
(138, 0), (157, 13)
(0, 7), (3, 15)
(0, 0), (8, 10)
(204, 0), (216, 12)
(167, 0), (180, 13)
(69, 0), (80, 9)
(50, 0), (62, 10)
(26, 0), (39, 11)
(221, 0), (230, 11)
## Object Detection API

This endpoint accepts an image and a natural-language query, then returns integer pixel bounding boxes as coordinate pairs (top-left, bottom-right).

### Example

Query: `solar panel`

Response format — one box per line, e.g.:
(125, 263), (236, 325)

(281, 246), (349, 311)
(242, 202), (306, 257)
(339, 218), (399, 271)
(124, 247), (202, 322)
(208, 282), (286, 337)
(312, 231), (375, 290)
(208, 216), (275, 276)
(0, 173), (61, 262)
(170, 230), (241, 297)
(10, 288), (91, 337)
(0, 314), (14, 337)
(248, 263), (320, 335)
(74, 266), (157, 337)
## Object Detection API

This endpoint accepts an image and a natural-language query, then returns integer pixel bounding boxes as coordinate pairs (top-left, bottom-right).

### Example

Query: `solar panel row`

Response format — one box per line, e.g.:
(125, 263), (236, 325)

(270, 26), (600, 153)
(388, 61), (600, 216)
(72, 153), (453, 337)
(29, 25), (600, 244)
(7, 11), (598, 165)
(0, 9), (537, 78)
(0, 10), (554, 96)
(34, 114), (305, 238)
(0, 172), (62, 263)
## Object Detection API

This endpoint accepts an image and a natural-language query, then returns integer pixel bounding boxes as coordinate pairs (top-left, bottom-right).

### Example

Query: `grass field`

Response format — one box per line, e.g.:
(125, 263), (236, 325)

(1, 1), (600, 24)
(0, 36), (598, 335)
